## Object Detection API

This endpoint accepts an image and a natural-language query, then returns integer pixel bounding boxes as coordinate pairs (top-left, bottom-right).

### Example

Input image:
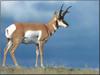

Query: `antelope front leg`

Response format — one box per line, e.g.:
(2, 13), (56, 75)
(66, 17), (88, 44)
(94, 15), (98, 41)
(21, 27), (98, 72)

(35, 44), (39, 67)
(39, 41), (44, 68)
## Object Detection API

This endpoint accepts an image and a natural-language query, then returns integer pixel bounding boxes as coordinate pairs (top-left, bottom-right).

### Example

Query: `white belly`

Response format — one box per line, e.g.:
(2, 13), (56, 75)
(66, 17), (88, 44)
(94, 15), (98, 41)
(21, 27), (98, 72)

(22, 30), (42, 44)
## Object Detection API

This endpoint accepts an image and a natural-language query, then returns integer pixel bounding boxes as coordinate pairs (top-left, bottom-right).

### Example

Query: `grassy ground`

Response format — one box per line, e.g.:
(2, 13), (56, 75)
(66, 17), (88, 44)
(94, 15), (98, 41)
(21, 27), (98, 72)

(0, 66), (99, 74)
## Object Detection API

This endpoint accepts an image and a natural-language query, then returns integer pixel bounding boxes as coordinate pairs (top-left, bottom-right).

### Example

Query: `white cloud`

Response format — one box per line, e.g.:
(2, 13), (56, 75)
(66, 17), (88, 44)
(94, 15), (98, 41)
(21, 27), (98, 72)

(1, 1), (76, 22)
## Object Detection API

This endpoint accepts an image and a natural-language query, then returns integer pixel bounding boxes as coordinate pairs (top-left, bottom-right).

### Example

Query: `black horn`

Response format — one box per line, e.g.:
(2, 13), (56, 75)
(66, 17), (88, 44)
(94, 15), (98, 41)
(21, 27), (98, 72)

(62, 6), (72, 17)
(59, 4), (64, 17)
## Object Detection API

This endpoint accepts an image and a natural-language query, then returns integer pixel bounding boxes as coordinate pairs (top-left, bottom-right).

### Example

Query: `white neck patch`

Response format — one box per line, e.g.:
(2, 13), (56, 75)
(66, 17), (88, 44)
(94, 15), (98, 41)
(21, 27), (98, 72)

(53, 24), (57, 30)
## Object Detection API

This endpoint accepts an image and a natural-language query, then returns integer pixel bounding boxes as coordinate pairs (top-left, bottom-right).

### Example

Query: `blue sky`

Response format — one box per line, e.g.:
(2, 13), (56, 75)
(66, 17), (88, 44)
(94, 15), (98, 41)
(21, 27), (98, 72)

(0, 1), (99, 68)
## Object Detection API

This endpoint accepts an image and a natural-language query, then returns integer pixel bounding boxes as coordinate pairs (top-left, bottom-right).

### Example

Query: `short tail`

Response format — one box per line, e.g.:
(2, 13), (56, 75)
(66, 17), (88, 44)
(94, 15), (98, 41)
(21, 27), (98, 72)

(5, 28), (9, 38)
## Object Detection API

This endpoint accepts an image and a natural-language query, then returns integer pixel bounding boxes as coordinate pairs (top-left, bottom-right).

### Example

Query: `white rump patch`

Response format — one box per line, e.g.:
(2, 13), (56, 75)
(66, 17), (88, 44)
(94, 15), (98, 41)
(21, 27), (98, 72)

(5, 24), (16, 38)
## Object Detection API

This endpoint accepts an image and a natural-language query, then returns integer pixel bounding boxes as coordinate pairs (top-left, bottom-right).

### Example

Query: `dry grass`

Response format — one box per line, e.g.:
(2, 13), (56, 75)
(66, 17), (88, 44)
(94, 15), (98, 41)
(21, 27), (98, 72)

(0, 66), (99, 74)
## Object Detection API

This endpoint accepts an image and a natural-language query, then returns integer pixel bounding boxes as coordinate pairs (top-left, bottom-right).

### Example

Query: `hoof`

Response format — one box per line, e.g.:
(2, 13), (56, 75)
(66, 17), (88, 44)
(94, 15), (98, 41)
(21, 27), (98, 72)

(35, 64), (38, 68)
(41, 64), (45, 68)
(15, 64), (21, 68)
(2, 64), (6, 67)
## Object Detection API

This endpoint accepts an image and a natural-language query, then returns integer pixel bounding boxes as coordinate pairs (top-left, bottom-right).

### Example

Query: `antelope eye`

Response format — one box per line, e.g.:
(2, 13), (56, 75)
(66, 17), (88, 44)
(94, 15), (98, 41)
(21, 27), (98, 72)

(58, 16), (63, 20)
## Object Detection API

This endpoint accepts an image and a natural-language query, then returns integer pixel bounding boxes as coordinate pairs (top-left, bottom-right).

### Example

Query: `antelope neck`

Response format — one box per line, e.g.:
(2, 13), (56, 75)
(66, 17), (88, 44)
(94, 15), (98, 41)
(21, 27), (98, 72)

(46, 23), (58, 36)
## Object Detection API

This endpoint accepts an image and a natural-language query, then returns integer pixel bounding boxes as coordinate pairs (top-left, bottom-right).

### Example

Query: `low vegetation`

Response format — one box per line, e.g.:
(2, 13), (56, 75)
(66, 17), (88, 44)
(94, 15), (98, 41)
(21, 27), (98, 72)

(0, 66), (99, 74)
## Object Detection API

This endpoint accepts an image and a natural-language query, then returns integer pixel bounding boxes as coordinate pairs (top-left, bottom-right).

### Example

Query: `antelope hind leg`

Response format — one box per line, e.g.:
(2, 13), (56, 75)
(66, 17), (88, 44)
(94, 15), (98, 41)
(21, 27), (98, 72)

(2, 40), (12, 67)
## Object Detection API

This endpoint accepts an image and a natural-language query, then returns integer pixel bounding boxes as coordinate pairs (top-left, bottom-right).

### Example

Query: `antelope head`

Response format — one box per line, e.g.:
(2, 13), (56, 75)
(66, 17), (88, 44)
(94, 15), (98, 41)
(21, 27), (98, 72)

(54, 4), (72, 28)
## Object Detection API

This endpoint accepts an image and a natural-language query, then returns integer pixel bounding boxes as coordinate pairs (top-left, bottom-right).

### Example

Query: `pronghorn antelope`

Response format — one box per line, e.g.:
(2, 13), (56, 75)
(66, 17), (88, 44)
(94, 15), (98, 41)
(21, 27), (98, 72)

(2, 4), (72, 68)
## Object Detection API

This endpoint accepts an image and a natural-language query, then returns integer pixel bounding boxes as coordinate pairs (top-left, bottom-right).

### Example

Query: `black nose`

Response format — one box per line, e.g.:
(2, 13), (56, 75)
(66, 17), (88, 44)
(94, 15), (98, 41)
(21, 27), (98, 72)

(63, 20), (69, 27)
